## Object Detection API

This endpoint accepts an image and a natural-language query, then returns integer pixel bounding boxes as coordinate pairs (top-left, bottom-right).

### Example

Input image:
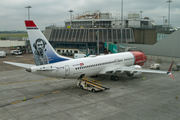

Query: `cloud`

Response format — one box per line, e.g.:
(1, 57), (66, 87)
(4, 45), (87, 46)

(0, 0), (180, 31)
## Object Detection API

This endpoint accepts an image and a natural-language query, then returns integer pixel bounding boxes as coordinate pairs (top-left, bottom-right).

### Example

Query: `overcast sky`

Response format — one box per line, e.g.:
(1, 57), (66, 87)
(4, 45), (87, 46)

(0, 0), (179, 31)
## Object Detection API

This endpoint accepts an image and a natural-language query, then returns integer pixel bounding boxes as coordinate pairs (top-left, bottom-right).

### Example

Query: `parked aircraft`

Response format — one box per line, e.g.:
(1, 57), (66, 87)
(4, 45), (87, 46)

(169, 27), (180, 31)
(4, 20), (174, 80)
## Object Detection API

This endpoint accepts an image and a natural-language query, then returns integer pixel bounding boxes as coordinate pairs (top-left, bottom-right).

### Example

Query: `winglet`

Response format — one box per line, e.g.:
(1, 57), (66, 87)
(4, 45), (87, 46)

(167, 61), (174, 79)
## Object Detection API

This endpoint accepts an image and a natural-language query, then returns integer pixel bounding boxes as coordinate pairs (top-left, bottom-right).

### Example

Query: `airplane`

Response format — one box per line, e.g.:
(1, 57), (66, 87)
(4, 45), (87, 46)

(169, 27), (180, 31)
(4, 20), (174, 81)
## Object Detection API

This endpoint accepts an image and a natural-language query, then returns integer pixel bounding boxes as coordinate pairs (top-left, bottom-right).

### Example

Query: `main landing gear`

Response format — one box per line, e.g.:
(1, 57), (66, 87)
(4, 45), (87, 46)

(110, 75), (118, 81)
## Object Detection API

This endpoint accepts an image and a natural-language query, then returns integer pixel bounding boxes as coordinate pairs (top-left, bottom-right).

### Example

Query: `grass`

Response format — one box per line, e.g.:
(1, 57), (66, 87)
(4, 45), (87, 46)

(0, 33), (28, 40)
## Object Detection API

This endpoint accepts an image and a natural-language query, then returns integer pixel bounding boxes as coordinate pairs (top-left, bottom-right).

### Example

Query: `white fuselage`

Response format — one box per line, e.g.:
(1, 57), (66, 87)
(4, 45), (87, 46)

(30, 52), (135, 79)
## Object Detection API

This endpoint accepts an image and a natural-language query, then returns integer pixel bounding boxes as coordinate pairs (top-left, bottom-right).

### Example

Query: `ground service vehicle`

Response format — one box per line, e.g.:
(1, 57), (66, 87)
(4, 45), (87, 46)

(0, 51), (6, 58)
(150, 63), (161, 70)
(77, 77), (109, 93)
(74, 54), (87, 59)
(11, 50), (22, 55)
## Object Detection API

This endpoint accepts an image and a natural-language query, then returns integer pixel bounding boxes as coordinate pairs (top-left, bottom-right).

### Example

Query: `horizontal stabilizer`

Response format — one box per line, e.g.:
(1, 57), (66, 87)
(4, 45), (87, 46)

(3, 61), (35, 68)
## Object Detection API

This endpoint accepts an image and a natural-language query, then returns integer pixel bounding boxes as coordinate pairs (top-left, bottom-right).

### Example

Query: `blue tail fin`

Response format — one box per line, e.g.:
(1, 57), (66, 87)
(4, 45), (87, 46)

(25, 20), (71, 66)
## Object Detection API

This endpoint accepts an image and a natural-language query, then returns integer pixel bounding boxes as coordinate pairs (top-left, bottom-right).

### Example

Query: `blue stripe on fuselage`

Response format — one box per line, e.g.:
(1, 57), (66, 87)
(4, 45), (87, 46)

(46, 52), (70, 63)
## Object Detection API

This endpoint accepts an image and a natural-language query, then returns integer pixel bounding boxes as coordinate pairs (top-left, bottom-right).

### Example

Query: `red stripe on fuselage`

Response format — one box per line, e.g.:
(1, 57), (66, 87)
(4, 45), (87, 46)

(25, 20), (37, 27)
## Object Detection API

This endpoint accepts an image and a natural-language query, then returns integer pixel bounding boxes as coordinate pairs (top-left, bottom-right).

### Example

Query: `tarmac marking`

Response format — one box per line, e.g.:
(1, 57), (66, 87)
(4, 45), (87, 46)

(11, 100), (23, 105)
(24, 59), (31, 60)
(15, 56), (23, 57)
(69, 87), (75, 89)
(52, 90), (61, 94)
(0, 86), (76, 107)
(0, 78), (56, 85)
(33, 95), (44, 99)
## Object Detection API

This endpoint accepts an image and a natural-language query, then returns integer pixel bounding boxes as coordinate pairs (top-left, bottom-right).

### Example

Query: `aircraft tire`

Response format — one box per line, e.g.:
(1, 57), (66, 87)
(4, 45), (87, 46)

(111, 75), (115, 80)
(80, 85), (83, 89)
(92, 89), (96, 93)
(114, 76), (118, 81)
(156, 67), (160, 70)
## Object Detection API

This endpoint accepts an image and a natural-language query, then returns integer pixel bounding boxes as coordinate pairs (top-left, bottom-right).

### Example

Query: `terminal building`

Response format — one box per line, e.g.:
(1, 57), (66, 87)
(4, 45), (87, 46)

(44, 10), (173, 55)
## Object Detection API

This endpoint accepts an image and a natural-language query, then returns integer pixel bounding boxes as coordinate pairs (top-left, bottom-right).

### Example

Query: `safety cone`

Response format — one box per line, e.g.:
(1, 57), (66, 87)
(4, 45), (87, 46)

(24, 95), (26, 101)
(175, 93), (178, 99)
(143, 77), (145, 80)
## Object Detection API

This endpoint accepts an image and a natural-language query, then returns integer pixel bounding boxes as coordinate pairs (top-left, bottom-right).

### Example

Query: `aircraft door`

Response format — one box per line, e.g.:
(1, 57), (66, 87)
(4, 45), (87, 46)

(65, 65), (70, 76)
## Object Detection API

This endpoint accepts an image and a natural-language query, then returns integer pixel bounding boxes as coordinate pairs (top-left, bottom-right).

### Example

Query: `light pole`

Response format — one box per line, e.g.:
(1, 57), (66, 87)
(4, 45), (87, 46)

(139, 11), (143, 19)
(119, 0), (123, 53)
(25, 6), (32, 20)
(166, 0), (172, 28)
(96, 31), (99, 55)
(69, 10), (73, 27)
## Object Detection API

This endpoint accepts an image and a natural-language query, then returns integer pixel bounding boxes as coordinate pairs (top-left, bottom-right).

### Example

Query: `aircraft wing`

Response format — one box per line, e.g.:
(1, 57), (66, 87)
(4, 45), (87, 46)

(3, 61), (36, 68)
(99, 61), (174, 79)
(106, 66), (167, 74)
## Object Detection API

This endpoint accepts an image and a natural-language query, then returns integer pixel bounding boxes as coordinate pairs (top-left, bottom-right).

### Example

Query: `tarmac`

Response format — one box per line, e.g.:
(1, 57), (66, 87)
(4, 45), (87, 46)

(0, 54), (179, 120)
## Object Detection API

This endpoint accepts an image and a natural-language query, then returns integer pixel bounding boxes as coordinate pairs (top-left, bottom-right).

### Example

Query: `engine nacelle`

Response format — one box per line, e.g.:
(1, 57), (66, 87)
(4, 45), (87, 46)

(133, 71), (142, 76)
(126, 65), (142, 77)
(126, 72), (134, 77)
(134, 65), (142, 69)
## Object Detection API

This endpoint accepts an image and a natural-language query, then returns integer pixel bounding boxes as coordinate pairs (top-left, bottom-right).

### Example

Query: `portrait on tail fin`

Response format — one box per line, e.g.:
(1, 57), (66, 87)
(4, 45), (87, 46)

(33, 38), (49, 65)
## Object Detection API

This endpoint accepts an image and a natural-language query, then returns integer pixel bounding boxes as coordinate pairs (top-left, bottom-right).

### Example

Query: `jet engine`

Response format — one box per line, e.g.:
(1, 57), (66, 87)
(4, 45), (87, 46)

(126, 72), (134, 77)
(126, 65), (142, 77)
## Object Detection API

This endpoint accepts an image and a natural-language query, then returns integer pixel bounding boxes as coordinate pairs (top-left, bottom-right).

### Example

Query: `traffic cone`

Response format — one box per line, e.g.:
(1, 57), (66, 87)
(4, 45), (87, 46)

(143, 77), (145, 80)
(175, 93), (178, 99)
